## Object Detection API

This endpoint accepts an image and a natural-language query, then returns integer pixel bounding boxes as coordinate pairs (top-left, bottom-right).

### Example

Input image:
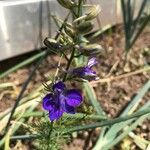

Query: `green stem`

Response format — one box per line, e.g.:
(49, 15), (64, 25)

(78, 0), (83, 17)
(62, 0), (85, 82)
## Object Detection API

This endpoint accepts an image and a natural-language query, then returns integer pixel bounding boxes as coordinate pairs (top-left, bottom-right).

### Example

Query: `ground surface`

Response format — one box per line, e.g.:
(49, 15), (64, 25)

(0, 26), (150, 150)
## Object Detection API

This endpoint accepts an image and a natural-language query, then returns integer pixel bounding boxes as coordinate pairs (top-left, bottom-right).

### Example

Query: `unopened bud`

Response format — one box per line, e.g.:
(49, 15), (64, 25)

(59, 37), (65, 44)
(64, 26), (75, 38)
(44, 38), (62, 50)
(60, 32), (73, 44)
(81, 44), (104, 56)
(74, 21), (93, 34)
(57, 0), (75, 9)
(85, 5), (101, 21)
(65, 22), (73, 28)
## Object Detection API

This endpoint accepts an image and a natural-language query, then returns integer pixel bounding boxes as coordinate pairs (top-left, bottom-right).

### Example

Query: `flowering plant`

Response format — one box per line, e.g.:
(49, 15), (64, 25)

(1, 0), (149, 150)
(41, 0), (102, 123)
(38, 1), (150, 149)
(37, 0), (104, 148)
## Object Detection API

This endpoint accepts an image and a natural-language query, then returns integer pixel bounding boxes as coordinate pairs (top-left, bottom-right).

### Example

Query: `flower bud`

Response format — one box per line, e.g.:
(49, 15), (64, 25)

(74, 21), (93, 34)
(64, 26), (75, 38)
(80, 44), (104, 56)
(57, 0), (75, 9)
(44, 38), (62, 50)
(68, 57), (99, 81)
(85, 5), (101, 21)
(60, 32), (73, 44)
(59, 37), (65, 45)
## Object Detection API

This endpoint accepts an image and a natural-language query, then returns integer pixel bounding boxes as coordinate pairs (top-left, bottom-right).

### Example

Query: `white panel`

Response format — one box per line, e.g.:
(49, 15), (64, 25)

(0, 0), (148, 61)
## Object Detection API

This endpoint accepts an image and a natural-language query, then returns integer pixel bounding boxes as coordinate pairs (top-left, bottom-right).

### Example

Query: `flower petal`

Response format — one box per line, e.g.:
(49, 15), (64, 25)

(72, 67), (86, 76)
(49, 108), (64, 121)
(71, 67), (97, 81)
(53, 81), (66, 92)
(65, 89), (82, 107)
(42, 94), (54, 111)
(84, 67), (96, 76)
(64, 102), (75, 114)
(87, 57), (97, 68)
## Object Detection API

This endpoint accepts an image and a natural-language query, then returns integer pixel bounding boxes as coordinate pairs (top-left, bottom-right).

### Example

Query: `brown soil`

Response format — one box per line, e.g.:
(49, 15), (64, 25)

(0, 26), (150, 150)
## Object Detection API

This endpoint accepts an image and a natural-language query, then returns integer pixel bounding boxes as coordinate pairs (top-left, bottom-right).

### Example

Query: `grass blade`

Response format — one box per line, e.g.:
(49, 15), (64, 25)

(121, 0), (129, 50)
(103, 79), (150, 137)
(121, 0), (148, 51)
(83, 82), (106, 116)
(103, 101), (150, 149)
(3, 53), (47, 135)
(133, 0), (148, 32)
(130, 14), (150, 49)
(0, 51), (46, 79)
(104, 114), (149, 150)
(0, 104), (38, 147)
(10, 134), (38, 141)
(67, 107), (150, 133)
(94, 79), (150, 149)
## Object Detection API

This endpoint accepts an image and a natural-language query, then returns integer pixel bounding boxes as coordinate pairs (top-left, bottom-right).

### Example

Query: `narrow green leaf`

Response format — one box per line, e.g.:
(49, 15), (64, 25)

(0, 105), (37, 147)
(10, 134), (38, 140)
(133, 0), (148, 32)
(104, 114), (149, 150)
(121, 0), (130, 50)
(83, 82), (106, 116)
(130, 14), (150, 49)
(0, 51), (46, 79)
(102, 79), (150, 140)
(93, 101), (150, 150)
(94, 79), (150, 149)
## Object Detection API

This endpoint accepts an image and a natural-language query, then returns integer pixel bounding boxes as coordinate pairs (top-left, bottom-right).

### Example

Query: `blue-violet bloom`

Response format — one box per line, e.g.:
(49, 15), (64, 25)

(42, 81), (82, 121)
(70, 57), (99, 81)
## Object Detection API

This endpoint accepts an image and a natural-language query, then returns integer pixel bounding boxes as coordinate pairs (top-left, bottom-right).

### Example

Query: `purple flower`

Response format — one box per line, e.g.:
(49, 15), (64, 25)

(42, 81), (82, 121)
(70, 58), (98, 81)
